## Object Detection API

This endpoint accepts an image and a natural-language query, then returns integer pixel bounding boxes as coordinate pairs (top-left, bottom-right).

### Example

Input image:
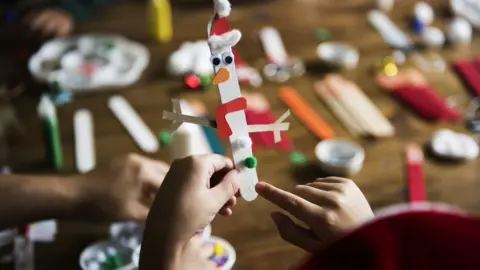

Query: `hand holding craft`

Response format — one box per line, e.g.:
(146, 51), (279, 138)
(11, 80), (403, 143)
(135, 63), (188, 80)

(256, 177), (374, 252)
(71, 153), (169, 222)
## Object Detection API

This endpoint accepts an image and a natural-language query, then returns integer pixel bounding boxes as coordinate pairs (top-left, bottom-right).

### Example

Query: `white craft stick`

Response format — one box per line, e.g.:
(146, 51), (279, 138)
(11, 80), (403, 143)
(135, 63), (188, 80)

(74, 109), (95, 173)
(163, 111), (213, 129)
(259, 27), (289, 65)
(108, 96), (159, 153)
(368, 10), (412, 49)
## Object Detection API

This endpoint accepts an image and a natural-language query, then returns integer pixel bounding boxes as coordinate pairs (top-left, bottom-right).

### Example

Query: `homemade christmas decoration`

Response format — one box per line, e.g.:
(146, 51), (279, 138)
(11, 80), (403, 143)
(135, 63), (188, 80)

(28, 35), (149, 90)
(162, 0), (291, 201)
(405, 143), (426, 202)
(376, 68), (461, 121)
(259, 26), (306, 82)
(316, 42), (359, 70)
(296, 203), (479, 270)
(314, 139), (365, 177)
(74, 109), (95, 173)
(37, 95), (63, 170)
(279, 87), (334, 140)
(109, 96), (159, 153)
(429, 129), (479, 160)
(450, 0), (480, 30)
(314, 76), (394, 138)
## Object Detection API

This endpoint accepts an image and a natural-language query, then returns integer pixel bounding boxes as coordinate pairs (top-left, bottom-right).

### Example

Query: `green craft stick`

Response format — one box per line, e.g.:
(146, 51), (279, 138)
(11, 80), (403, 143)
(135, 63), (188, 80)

(38, 95), (63, 169)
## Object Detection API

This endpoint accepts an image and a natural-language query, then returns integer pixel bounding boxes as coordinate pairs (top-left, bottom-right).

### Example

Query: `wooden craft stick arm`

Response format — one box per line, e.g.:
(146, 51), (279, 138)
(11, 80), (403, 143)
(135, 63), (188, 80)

(163, 111), (216, 131)
(247, 110), (291, 143)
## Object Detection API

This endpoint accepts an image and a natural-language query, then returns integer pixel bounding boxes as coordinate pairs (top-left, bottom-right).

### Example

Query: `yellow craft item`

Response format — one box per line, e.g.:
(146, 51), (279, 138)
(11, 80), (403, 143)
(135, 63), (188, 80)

(384, 63), (398, 77)
(150, 0), (172, 43)
(214, 243), (224, 256)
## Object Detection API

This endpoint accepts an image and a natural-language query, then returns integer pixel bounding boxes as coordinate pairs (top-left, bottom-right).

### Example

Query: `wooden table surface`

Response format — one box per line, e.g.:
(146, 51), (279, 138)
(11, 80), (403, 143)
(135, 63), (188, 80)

(4, 0), (480, 269)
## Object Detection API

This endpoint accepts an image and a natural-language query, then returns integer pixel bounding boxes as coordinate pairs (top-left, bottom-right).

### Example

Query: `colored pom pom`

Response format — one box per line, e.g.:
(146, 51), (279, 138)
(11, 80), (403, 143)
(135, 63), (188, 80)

(243, 156), (257, 169)
(198, 75), (212, 86)
(289, 152), (306, 165)
(315, 28), (330, 41)
(411, 16), (425, 34)
(185, 74), (201, 89)
(158, 130), (173, 146)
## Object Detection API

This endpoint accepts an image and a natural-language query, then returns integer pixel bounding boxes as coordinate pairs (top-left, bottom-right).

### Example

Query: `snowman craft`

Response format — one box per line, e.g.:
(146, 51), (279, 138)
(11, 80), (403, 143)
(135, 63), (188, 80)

(163, 0), (291, 201)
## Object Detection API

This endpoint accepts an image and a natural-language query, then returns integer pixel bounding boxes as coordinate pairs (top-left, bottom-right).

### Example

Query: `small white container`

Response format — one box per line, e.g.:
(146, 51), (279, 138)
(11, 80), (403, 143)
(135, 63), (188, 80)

(315, 139), (365, 176)
(316, 42), (359, 70)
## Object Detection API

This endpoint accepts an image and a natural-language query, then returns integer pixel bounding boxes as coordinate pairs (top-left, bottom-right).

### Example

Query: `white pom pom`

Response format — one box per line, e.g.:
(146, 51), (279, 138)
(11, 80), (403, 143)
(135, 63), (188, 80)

(208, 29), (242, 51)
(232, 137), (252, 151)
(167, 48), (195, 76)
(446, 17), (472, 45)
(375, 0), (394, 12)
(192, 41), (214, 76)
(414, 2), (434, 25)
(61, 52), (83, 70)
(430, 129), (479, 160)
(214, 0), (231, 17)
(39, 41), (66, 60)
(421, 27), (445, 48)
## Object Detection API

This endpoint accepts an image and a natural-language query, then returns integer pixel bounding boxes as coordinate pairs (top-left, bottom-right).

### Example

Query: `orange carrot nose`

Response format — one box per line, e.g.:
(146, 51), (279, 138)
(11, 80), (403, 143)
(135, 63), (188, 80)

(212, 67), (230, 85)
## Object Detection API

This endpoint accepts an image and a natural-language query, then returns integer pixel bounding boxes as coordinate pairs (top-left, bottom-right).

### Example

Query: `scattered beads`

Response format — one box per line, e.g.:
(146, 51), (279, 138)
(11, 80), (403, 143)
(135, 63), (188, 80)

(243, 156), (257, 169)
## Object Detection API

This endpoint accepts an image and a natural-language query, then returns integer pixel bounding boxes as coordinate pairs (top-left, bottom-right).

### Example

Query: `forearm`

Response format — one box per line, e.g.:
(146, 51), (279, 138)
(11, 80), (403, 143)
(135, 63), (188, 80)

(0, 175), (78, 230)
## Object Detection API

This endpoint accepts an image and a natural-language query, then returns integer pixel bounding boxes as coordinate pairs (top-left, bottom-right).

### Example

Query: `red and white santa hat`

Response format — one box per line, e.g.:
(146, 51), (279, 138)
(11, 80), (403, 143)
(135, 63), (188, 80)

(296, 202), (480, 270)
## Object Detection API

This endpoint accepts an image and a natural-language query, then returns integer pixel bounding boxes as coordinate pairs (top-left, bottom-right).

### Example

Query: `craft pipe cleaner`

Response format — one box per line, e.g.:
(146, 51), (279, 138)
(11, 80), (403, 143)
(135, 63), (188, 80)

(37, 95), (63, 170)
(149, 0), (172, 43)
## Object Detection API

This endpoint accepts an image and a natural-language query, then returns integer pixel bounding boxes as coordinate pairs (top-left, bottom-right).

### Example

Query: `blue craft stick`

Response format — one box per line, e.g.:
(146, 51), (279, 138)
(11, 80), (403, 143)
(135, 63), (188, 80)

(201, 124), (225, 155)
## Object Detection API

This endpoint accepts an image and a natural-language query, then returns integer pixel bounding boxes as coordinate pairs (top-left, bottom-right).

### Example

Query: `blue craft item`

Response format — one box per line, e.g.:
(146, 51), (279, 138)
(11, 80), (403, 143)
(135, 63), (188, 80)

(411, 16), (425, 34)
(219, 255), (228, 265)
(200, 123), (225, 155)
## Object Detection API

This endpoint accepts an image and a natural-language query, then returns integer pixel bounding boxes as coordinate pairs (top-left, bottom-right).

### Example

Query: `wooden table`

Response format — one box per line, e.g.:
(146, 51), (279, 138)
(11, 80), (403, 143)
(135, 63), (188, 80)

(5, 0), (480, 269)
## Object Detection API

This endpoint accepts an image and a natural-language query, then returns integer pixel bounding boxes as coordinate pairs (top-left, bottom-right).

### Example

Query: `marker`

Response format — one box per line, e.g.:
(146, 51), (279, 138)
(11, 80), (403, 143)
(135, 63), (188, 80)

(37, 95), (62, 169)
(150, 0), (173, 43)
(74, 109), (95, 173)
(109, 96), (159, 153)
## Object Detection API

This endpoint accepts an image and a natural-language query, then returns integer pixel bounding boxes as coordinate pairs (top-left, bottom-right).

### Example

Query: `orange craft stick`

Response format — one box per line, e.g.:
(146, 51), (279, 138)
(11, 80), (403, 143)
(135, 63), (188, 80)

(279, 87), (334, 139)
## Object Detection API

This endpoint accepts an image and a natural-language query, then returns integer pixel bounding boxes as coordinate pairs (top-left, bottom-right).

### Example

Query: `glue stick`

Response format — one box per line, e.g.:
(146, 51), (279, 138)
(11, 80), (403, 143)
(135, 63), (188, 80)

(149, 0), (173, 43)
(37, 95), (63, 170)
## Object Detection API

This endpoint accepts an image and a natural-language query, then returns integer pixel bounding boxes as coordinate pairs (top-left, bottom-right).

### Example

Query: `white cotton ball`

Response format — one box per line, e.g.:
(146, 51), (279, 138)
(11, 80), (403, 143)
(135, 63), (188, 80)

(192, 41), (214, 76)
(375, 0), (394, 12)
(77, 37), (96, 55)
(446, 17), (472, 45)
(167, 49), (194, 76)
(61, 52), (83, 70)
(430, 129), (479, 160)
(414, 2), (434, 25)
(421, 27), (445, 48)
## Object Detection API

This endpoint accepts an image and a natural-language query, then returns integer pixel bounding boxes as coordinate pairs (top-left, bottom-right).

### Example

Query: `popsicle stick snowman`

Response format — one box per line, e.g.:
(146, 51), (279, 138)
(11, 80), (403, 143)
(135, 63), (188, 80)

(163, 0), (291, 201)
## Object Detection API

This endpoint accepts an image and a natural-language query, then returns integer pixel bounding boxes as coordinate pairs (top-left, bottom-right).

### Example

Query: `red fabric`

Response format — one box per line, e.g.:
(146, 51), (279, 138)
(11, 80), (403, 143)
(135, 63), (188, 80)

(452, 60), (480, 97)
(296, 209), (480, 270)
(215, 97), (247, 138)
(406, 156), (425, 202)
(392, 85), (460, 121)
(244, 109), (293, 151)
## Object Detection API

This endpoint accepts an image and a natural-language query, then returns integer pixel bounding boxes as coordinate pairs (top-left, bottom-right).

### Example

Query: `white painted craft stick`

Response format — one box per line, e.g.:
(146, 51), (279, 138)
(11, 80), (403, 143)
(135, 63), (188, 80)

(368, 10), (412, 49)
(108, 96), (159, 153)
(74, 109), (95, 173)
(259, 27), (289, 65)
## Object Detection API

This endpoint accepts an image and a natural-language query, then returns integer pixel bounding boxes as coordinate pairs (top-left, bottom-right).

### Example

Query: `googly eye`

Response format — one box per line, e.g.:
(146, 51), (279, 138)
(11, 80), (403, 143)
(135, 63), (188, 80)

(210, 54), (221, 66)
(222, 52), (234, 65)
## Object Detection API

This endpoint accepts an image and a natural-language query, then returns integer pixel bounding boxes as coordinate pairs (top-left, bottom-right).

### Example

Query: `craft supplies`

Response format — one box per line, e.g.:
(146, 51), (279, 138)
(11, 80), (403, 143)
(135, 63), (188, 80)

(74, 109), (95, 173)
(168, 41), (214, 78)
(315, 76), (394, 137)
(421, 27), (445, 48)
(79, 241), (132, 270)
(314, 139), (364, 176)
(169, 101), (212, 159)
(430, 129), (478, 160)
(393, 50), (406, 65)
(279, 87), (334, 140)
(375, 0), (394, 12)
(368, 10), (413, 50)
(158, 130), (173, 146)
(315, 28), (331, 41)
(208, 236), (236, 270)
(450, 0), (480, 30)
(411, 52), (446, 73)
(414, 2), (434, 25)
(376, 68), (461, 121)
(149, 0), (173, 43)
(37, 95), (63, 170)
(259, 26), (305, 82)
(29, 35), (149, 90)
(316, 42), (359, 70)
(446, 17), (472, 45)
(405, 144), (426, 202)
(411, 16), (425, 34)
(110, 222), (144, 250)
(108, 96), (159, 153)
(452, 59), (480, 97)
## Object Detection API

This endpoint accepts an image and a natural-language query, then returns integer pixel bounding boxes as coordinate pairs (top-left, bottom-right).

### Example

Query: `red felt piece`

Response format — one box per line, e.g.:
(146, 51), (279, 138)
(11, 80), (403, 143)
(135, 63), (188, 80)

(296, 206), (480, 270)
(215, 97), (247, 138)
(453, 60), (480, 97)
(245, 109), (293, 151)
(405, 153), (426, 202)
(391, 85), (460, 121)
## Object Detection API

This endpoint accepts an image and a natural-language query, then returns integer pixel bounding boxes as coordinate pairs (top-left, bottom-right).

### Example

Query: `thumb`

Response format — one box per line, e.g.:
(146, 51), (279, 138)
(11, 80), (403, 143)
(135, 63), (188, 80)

(210, 169), (240, 208)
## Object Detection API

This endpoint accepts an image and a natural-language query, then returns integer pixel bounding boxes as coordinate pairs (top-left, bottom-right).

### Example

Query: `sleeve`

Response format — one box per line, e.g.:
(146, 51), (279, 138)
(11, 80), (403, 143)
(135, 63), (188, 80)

(53, 0), (115, 22)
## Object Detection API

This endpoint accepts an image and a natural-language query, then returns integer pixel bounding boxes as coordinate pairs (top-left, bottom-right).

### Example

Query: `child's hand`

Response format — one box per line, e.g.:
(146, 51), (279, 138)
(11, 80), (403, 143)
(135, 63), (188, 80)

(140, 154), (240, 270)
(256, 177), (374, 252)
(29, 9), (73, 36)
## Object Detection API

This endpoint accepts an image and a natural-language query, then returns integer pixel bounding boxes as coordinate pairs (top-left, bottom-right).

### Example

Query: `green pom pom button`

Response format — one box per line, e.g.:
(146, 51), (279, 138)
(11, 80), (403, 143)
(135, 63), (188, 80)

(243, 156), (257, 169)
